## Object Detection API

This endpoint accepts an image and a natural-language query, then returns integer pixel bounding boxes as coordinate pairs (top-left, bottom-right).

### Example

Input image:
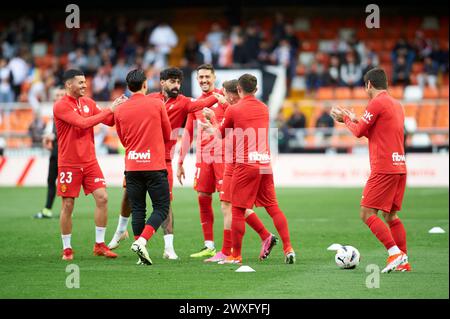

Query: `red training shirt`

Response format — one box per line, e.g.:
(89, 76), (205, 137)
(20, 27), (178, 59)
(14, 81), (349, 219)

(344, 91), (407, 174)
(148, 92), (218, 161)
(179, 88), (226, 164)
(114, 93), (171, 171)
(219, 95), (271, 169)
(53, 94), (114, 167)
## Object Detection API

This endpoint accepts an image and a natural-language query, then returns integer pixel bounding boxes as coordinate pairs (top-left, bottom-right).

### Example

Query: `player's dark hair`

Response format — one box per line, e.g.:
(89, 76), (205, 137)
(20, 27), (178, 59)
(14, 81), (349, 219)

(126, 69), (147, 92)
(62, 69), (84, 83)
(223, 79), (238, 94)
(196, 63), (215, 74)
(238, 74), (257, 93)
(160, 67), (183, 81)
(364, 68), (388, 90)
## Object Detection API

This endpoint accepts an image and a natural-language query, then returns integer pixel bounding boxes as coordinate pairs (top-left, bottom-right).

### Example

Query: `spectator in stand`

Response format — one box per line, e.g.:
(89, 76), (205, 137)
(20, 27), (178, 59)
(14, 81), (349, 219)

(85, 47), (102, 76)
(184, 36), (202, 67)
(68, 48), (88, 72)
(206, 23), (224, 64)
(28, 114), (45, 148)
(340, 51), (363, 87)
(392, 55), (411, 86)
(8, 52), (29, 100)
(273, 38), (297, 91)
(232, 34), (249, 66)
(287, 104), (306, 129)
(217, 35), (233, 68)
(149, 22), (178, 67)
(271, 12), (287, 48)
(92, 67), (111, 101)
(392, 37), (415, 70)
(315, 103), (335, 139)
(305, 62), (325, 92)
(199, 41), (214, 65)
(0, 57), (15, 103)
(257, 40), (274, 66)
(284, 24), (300, 53)
(413, 30), (433, 60)
(243, 22), (262, 65)
(123, 34), (138, 65)
(417, 56), (439, 88)
(325, 55), (341, 86)
(430, 40), (449, 73)
(275, 110), (289, 153)
(143, 44), (166, 70)
(110, 56), (130, 90)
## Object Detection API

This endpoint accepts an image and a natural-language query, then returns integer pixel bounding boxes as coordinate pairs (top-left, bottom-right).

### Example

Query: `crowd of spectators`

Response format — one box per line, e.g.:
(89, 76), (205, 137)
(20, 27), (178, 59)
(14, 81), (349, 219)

(0, 12), (448, 153)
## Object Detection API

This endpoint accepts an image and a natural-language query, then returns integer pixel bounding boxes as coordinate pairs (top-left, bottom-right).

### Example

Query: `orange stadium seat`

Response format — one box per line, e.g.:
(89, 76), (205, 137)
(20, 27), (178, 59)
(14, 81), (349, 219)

(389, 86), (404, 99)
(417, 104), (436, 128)
(334, 87), (352, 100)
(435, 103), (449, 128)
(423, 87), (439, 99)
(352, 87), (367, 100)
(439, 85), (449, 99)
(316, 87), (334, 100)
(404, 103), (419, 118)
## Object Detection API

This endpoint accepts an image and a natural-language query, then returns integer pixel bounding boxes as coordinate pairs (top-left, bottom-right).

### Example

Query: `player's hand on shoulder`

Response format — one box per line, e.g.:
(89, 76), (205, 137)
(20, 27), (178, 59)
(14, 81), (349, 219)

(110, 95), (128, 112)
(213, 92), (227, 105)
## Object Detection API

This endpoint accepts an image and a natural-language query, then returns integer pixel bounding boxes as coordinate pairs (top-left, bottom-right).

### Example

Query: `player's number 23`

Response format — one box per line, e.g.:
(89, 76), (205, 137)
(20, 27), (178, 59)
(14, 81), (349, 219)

(59, 172), (73, 184)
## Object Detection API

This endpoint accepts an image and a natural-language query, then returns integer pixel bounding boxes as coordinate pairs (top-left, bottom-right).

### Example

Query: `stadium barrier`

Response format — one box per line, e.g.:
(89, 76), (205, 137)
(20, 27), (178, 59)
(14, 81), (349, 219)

(0, 153), (447, 187)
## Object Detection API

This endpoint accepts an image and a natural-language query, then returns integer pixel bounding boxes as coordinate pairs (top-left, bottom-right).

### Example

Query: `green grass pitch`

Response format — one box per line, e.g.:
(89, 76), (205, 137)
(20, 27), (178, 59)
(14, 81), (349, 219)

(0, 186), (447, 299)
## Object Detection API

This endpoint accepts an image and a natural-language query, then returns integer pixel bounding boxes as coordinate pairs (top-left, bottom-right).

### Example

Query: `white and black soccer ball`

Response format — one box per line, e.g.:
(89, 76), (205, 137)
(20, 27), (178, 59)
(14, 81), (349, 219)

(335, 245), (360, 269)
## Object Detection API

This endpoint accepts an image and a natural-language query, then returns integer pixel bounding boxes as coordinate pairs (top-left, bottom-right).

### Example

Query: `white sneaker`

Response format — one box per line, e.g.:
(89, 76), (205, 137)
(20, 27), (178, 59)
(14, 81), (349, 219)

(107, 231), (129, 250)
(381, 253), (408, 273)
(163, 248), (179, 260)
(131, 240), (152, 265)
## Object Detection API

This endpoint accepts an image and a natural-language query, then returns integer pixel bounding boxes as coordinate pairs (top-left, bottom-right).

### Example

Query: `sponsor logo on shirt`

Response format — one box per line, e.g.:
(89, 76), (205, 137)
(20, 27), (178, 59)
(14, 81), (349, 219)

(392, 152), (406, 164)
(128, 150), (151, 161)
(249, 151), (271, 164)
(83, 105), (89, 113)
(362, 110), (373, 123)
(169, 104), (175, 110)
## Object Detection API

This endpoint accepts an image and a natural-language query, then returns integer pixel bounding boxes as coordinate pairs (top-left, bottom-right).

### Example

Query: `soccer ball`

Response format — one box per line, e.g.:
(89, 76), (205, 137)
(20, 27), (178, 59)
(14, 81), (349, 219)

(335, 245), (360, 269)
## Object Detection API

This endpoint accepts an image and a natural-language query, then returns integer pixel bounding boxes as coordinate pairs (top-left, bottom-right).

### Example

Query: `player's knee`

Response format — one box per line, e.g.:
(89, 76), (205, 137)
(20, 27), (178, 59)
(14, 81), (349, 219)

(383, 211), (397, 222)
(359, 207), (376, 223)
(62, 198), (74, 214)
(95, 192), (108, 206)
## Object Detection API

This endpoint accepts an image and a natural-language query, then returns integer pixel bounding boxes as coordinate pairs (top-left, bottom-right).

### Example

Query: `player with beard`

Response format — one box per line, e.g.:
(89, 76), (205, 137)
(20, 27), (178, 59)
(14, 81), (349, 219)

(108, 67), (219, 260)
(177, 64), (229, 258)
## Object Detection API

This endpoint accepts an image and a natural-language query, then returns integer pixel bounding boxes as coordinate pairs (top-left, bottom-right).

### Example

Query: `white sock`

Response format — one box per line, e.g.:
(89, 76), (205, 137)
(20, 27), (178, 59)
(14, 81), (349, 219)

(137, 237), (147, 246)
(164, 234), (174, 250)
(116, 215), (129, 234)
(205, 240), (215, 250)
(61, 234), (72, 250)
(388, 245), (402, 256)
(95, 226), (106, 244)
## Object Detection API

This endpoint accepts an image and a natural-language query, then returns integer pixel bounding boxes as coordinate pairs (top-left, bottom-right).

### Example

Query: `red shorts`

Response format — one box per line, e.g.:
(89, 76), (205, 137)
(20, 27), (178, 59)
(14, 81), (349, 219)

(219, 163), (234, 202)
(361, 173), (407, 213)
(57, 161), (106, 198)
(230, 164), (278, 209)
(194, 161), (224, 194)
(166, 159), (174, 201)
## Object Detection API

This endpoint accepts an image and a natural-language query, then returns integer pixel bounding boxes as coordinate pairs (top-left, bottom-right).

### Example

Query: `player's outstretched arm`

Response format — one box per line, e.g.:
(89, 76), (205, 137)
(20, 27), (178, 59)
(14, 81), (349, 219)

(186, 94), (219, 113)
(54, 102), (113, 130)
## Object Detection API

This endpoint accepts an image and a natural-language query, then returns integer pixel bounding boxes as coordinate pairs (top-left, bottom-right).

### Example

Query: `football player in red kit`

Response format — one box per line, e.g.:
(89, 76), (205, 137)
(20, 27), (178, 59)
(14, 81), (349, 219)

(177, 64), (228, 258)
(203, 74), (296, 264)
(202, 80), (278, 263)
(331, 68), (409, 273)
(54, 69), (126, 261)
(107, 67), (219, 260)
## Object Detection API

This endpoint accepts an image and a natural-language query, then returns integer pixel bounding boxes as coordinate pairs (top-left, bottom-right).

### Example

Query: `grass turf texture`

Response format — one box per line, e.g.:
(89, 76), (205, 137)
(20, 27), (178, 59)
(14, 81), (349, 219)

(0, 187), (447, 299)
